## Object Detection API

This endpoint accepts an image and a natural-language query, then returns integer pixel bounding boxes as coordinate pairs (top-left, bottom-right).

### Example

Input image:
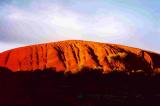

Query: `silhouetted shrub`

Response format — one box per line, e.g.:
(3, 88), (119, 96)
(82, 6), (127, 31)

(0, 67), (12, 73)
(0, 67), (159, 105)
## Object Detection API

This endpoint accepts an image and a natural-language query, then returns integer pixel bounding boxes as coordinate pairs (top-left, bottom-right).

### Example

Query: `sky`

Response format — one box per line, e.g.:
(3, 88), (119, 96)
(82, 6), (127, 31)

(0, 0), (160, 52)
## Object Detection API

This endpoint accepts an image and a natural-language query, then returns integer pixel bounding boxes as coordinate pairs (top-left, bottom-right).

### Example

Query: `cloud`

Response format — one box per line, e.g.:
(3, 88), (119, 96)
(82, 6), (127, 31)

(0, 0), (140, 44)
(0, 0), (159, 52)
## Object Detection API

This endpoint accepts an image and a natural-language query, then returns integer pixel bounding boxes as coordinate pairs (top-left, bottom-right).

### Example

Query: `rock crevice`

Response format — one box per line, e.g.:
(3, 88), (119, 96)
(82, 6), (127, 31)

(0, 40), (159, 74)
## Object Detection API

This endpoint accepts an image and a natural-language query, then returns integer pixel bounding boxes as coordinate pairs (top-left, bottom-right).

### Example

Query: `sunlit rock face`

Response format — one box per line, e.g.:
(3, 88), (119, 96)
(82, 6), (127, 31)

(0, 40), (160, 74)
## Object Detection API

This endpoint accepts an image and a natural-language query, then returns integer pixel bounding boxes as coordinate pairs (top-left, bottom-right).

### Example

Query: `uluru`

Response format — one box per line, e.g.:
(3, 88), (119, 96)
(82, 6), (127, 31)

(0, 41), (160, 106)
(0, 40), (160, 75)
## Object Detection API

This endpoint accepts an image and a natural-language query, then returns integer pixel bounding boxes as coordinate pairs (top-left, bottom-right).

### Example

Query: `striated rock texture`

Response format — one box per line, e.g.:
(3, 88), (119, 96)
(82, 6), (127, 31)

(0, 40), (160, 74)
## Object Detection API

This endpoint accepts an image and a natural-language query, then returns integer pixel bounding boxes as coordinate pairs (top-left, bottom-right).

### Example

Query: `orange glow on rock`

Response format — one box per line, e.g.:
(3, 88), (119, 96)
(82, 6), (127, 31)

(0, 40), (160, 74)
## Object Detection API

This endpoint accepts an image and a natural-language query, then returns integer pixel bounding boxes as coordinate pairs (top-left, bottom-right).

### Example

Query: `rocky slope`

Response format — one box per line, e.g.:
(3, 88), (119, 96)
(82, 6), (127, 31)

(0, 40), (160, 74)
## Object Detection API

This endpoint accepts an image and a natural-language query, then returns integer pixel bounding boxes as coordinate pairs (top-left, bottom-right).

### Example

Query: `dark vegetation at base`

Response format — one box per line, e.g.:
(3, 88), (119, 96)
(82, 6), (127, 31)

(0, 67), (160, 106)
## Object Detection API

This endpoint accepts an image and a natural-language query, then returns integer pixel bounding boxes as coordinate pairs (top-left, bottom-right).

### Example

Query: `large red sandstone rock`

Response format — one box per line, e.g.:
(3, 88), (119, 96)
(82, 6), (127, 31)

(0, 40), (160, 73)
